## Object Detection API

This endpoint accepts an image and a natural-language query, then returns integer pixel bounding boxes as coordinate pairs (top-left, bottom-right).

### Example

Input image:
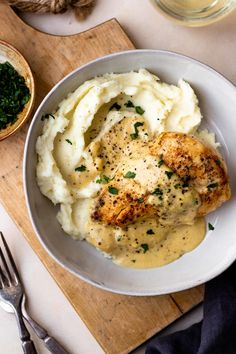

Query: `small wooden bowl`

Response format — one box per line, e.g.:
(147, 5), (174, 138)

(0, 40), (35, 141)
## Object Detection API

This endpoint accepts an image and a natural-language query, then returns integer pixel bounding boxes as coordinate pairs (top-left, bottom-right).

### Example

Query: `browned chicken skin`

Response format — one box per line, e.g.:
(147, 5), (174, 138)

(151, 132), (231, 216)
(92, 178), (158, 227)
(92, 132), (231, 227)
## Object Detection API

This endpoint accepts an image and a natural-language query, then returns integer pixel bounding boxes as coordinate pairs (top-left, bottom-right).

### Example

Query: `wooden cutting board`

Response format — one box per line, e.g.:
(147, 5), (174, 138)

(0, 4), (204, 354)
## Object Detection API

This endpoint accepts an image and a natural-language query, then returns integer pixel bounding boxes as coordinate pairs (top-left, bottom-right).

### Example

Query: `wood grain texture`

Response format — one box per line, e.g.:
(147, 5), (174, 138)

(0, 5), (203, 354)
(171, 286), (204, 313)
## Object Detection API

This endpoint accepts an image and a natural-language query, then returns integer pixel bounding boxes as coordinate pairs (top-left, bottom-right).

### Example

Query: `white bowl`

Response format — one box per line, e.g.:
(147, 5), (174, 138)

(24, 50), (236, 296)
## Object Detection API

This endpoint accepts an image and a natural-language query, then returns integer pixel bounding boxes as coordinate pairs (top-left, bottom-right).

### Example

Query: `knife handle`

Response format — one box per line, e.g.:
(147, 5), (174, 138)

(22, 309), (69, 354)
(44, 336), (69, 354)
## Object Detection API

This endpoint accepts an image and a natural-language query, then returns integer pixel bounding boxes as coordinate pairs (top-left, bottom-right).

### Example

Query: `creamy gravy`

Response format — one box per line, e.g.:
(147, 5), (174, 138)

(86, 215), (205, 268)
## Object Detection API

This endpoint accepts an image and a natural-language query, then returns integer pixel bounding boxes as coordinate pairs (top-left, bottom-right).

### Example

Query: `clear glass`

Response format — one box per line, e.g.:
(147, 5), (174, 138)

(151, 0), (236, 26)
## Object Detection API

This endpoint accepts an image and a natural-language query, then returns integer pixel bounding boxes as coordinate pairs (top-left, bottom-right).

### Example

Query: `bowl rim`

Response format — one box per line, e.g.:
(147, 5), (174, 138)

(23, 49), (236, 296)
(0, 39), (35, 141)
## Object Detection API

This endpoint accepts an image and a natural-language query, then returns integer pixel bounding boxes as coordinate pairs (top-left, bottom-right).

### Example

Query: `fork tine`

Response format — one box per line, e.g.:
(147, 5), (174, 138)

(0, 264), (8, 288)
(0, 232), (20, 284)
(0, 246), (12, 283)
(0, 265), (4, 288)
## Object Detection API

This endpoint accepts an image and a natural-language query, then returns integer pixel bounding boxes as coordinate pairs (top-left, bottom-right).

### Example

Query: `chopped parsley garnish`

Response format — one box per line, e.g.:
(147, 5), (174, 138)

(152, 188), (163, 197)
(124, 100), (134, 108)
(146, 229), (155, 235)
(141, 243), (149, 253)
(0, 61), (31, 130)
(194, 199), (199, 205)
(158, 154), (164, 167)
(137, 198), (144, 204)
(124, 101), (145, 115)
(208, 223), (215, 231)
(124, 171), (136, 179)
(174, 183), (181, 189)
(96, 175), (111, 184)
(108, 186), (118, 195)
(109, 102), (121, 111)
(75, 165), (86, 172)
(130, 121), (144, 140)
(65, 139), (72, 145)
(117, 236), (122, 242)
(135, 106), (145, 115)
(131, 259), (136, 263)
(165, 171), (174, 179)
(41, 113), (55, 121)
(215, 159), (221, 166)
(207, 182), (219, 190)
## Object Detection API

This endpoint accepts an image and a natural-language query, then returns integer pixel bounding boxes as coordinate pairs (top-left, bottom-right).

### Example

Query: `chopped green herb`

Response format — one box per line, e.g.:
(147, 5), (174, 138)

(131, 259), (136, 263)
(215, 159), (221, 166)
(134, 122), (144, 129)
(141, 243), (149, 253)
(152, 188), (163, 196)
(165, 171), (174, 179)
(137, 198), (144, 204)
(208, 223), (215, 231)
(207, 182), (219, 190)
(174, 183), (181, 189)
(146, 229), (155, 235)
(124, 100), (134, 108)
(124, 171), (136, 179)
(194, 199), (199, 205)
(130, 133), (137, 140)
(96, 175), (111, 184)
(109, 102), (121, 111)
(130, 121), (144, 140)
(135, 106), (145, 115)
(158, 154), (164, 167)
(108, 186), (118, 195)
(65, 139), (72, 145)
(75, 165), (86, 172)
(0, 61), (31, 130)
(117, 236), (122, 242)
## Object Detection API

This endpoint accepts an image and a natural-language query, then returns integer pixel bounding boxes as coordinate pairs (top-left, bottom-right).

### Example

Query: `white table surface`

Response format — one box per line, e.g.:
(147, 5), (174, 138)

(1, 1), (235, 353)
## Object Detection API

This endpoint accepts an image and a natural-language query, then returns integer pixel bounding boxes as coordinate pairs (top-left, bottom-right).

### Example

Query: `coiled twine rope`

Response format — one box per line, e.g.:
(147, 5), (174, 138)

(6, 0), (95, 19)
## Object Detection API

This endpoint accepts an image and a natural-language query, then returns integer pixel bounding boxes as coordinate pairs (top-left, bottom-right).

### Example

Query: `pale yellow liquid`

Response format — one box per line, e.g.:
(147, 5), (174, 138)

(160, 0), (221, 12)
(152, 0), (236, 26)
(86, 216), (206, 269)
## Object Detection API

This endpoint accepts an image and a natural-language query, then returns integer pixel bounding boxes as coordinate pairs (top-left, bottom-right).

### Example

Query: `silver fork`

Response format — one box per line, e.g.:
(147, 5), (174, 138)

(0, 231), (37, 353)
(1, 295), (70, 353)
(0, 231), (69, 354)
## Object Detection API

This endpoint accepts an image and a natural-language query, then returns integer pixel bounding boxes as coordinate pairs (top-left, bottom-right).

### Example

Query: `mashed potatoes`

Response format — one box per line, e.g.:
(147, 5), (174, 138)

(36, 69), (219, 267)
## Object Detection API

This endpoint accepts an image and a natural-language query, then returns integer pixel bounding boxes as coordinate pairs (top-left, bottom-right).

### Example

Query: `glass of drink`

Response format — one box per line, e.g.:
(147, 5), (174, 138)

(151, 0), (236, 26)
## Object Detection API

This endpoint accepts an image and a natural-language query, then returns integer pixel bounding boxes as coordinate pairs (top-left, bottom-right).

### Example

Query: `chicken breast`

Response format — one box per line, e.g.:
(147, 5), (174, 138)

(150, 132), (231, 216)
(92, 132), (231, 227)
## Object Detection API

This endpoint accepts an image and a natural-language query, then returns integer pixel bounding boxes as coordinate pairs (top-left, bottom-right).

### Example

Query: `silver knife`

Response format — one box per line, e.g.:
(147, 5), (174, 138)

(0, 296), (69, 354)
